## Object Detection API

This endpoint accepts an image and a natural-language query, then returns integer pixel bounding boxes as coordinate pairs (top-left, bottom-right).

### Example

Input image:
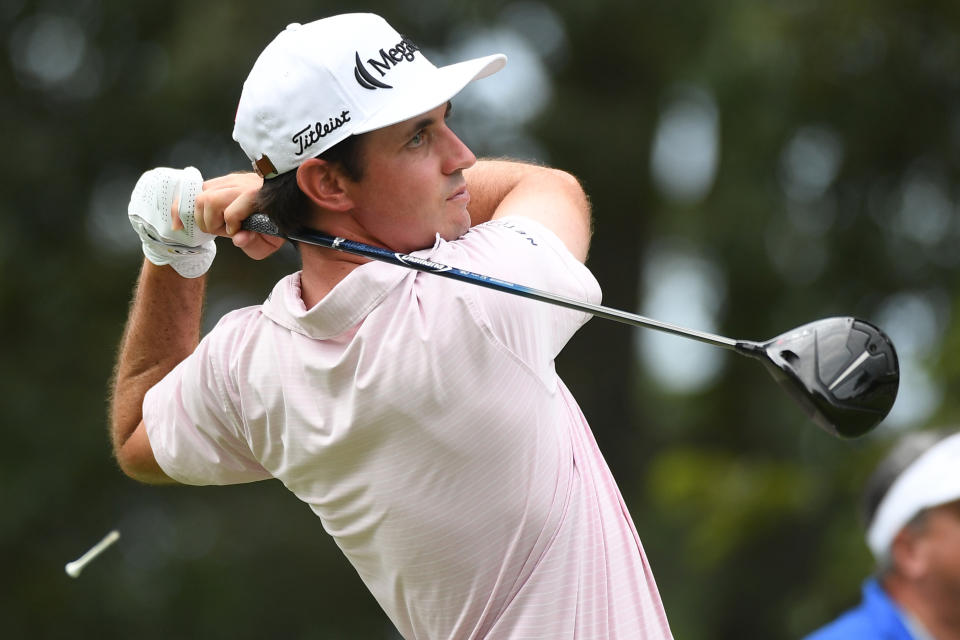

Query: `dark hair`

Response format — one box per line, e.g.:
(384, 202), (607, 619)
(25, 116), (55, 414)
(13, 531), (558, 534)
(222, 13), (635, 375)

(254, 134), (367, 237)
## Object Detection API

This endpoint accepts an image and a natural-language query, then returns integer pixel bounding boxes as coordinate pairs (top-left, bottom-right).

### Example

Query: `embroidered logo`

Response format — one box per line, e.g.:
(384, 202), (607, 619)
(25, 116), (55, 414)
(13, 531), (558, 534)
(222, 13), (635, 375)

(491, 220), (539, 246)
(354, 36), (420, 90)
(292, 110), (351, 156)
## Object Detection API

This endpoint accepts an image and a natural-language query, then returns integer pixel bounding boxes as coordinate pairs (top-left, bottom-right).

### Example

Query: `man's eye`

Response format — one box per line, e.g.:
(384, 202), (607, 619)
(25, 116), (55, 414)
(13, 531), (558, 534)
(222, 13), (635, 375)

(409, 131), (425, 146)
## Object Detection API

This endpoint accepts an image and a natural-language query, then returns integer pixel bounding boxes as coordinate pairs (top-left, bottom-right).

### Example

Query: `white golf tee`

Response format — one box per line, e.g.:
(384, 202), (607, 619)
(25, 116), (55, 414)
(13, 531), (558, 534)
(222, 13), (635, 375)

(65, 530), (120, 578)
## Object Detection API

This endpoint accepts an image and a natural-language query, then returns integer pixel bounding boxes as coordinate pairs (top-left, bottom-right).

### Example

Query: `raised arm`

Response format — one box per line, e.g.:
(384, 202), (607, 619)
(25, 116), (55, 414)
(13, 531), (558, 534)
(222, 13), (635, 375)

(110, 168), (279, 484)
(110, 262), (201, 484)
(464, 159), (593, 262)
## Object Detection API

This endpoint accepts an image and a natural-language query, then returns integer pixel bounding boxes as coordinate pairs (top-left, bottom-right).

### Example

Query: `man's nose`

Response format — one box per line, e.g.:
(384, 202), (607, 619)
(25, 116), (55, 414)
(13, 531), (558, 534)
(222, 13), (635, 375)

(440, 126), (476, 174)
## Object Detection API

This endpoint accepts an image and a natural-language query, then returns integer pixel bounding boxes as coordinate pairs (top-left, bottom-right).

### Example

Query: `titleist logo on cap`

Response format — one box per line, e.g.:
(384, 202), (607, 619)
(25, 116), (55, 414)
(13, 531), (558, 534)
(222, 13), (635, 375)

(354, 36), (421, 90)
(293, 110), (351, 156)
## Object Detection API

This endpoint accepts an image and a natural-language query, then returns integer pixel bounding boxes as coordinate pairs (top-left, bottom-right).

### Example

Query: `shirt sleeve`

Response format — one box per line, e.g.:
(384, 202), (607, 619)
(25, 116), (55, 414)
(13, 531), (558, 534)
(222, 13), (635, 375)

(143, 309), (272, 486)
(431, 216), (602, 368)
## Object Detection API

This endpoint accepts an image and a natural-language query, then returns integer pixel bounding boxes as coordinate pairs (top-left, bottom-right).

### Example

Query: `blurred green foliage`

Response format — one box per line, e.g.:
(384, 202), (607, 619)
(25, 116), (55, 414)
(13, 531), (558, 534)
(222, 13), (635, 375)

(2, 0), (958, 638)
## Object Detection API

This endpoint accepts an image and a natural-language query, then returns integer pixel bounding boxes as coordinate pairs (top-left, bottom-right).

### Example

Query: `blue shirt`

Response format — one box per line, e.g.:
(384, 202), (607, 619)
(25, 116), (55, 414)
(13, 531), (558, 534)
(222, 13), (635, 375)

(803, 579), (915, 640)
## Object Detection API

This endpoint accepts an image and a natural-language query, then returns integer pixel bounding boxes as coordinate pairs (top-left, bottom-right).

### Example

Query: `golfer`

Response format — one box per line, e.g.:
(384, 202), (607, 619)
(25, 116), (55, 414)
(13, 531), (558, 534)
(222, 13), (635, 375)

(111, 13), (672, 639)
(804, 430), (960, 639)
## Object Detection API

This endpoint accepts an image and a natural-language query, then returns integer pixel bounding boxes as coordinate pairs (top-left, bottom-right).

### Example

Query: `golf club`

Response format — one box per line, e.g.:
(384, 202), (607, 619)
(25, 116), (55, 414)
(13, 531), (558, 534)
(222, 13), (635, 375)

(241, 214), (899, 438)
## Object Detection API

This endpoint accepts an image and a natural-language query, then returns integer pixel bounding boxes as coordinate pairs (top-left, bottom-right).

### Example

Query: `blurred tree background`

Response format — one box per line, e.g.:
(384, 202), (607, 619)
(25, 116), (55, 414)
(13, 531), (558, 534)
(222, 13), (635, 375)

(2, 0), (958, 637)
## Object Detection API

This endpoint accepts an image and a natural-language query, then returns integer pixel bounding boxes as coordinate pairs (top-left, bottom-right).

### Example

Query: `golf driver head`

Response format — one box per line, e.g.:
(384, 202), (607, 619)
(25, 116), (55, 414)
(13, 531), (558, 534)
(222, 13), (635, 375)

(747, 317), (899, 438)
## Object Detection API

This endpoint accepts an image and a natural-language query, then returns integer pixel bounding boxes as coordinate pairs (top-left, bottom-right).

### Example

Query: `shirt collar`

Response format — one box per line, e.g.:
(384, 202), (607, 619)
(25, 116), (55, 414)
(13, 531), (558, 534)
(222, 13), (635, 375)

(261, 234), (443, 339)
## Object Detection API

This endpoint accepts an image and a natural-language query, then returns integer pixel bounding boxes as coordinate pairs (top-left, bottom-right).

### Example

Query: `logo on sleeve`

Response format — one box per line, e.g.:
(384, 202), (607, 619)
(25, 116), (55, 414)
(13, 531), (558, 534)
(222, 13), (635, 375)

(491, 220), (540, 247)
(354, 36), (421, 90)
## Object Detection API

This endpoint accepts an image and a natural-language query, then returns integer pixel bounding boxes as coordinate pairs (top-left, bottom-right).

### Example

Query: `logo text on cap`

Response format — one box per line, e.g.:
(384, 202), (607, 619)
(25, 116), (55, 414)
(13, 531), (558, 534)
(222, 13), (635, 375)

(293, 110), (351, 156)
(354, 37), (421, 90)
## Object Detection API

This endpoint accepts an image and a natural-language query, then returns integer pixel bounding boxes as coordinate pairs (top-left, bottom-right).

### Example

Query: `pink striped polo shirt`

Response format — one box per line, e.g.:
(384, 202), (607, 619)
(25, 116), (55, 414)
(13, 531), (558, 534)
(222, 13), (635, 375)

(144, 217), (672, 639)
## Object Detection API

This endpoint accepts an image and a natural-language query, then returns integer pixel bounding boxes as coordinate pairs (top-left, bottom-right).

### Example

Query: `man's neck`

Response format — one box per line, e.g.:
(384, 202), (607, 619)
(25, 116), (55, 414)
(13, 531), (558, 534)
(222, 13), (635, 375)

(886, 578), (960, 640)
(297, 243), (370, 309)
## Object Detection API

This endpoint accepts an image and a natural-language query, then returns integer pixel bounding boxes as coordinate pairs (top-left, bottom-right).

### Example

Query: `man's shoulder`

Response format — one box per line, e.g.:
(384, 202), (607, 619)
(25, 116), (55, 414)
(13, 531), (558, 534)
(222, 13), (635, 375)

(205, 301), (269, 344)
(455, 216), (584, 271)
(803, 580), (913, 640)
(803, 607), (886, 640)
(468, 216), (557, 245)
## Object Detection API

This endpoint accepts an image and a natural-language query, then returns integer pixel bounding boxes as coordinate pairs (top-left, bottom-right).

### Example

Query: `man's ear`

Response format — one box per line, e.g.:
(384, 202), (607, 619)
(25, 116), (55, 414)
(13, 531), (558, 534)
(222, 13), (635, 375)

(890, 520), (930, 580)
(297, 158), (354, 211)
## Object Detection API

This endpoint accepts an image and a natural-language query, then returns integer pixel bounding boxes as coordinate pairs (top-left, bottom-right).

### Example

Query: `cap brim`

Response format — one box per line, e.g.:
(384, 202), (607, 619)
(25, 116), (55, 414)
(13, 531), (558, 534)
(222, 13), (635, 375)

(353, 53), (506, 134)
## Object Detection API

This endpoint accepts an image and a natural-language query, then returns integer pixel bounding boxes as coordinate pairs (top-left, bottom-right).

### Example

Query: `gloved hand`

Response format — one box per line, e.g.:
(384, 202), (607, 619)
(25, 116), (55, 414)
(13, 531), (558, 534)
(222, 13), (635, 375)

(128, 166), (217, 278)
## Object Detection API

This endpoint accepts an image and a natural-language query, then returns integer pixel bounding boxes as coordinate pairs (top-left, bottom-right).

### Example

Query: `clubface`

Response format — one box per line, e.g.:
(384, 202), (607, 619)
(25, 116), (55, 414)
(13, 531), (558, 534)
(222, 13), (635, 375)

(741, 317), (900, 438)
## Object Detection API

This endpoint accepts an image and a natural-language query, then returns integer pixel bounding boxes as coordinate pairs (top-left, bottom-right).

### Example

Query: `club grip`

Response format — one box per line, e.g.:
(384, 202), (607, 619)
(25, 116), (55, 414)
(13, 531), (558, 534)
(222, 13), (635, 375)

(241, 213), (282, 237)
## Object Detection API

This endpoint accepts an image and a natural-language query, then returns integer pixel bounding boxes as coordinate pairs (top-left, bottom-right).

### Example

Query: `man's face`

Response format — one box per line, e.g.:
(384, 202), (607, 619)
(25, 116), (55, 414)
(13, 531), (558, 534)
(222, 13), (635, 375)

(345, 102), (476, 253)
(919, 500), (960, 601)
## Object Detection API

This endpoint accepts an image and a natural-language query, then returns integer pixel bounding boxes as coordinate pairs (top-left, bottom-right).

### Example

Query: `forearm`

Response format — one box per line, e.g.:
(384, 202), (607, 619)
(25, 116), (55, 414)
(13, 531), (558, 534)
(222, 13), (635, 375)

(464, 159), (537, 226)
(464, 159), (593, 261)
(110, 259), (205, 456)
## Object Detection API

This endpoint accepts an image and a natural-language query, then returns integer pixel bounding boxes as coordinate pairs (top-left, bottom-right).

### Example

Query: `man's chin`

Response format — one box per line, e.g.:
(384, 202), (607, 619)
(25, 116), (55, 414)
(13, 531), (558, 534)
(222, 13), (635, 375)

(442, 222), (470, 242)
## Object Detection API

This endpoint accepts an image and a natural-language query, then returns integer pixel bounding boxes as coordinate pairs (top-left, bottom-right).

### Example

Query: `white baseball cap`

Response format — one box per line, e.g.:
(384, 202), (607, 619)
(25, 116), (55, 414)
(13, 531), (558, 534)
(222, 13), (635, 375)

(233, 13), (507, 178)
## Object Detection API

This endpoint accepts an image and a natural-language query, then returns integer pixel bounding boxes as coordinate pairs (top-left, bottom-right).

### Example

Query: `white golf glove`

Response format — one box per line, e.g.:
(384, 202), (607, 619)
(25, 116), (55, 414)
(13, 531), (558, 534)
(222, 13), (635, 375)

(128, 166), (216, 278)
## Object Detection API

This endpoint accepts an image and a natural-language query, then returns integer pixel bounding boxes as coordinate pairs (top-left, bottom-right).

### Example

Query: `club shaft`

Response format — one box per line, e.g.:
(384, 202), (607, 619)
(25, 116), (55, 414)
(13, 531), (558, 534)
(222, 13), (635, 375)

(242, 214), (742, 350)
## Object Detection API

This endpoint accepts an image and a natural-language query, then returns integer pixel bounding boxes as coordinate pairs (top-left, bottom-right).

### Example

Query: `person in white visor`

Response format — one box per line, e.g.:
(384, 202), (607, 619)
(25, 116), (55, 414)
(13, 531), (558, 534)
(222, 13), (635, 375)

(804, 430), (960, 640)
(110, 13), (673, 639)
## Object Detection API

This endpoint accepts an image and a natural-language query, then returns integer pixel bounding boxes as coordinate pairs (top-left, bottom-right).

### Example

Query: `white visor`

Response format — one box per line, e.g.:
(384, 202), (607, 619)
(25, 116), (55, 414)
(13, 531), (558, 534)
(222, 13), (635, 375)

(866, 431), (960, 559)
